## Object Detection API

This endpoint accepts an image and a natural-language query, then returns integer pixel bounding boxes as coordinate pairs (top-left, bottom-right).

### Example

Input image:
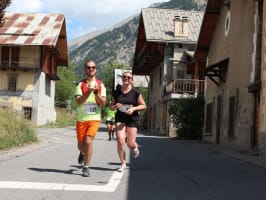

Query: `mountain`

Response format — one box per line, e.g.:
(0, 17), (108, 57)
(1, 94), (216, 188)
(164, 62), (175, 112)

(68, 15), (137, 52)
(69, 0), (206, 79)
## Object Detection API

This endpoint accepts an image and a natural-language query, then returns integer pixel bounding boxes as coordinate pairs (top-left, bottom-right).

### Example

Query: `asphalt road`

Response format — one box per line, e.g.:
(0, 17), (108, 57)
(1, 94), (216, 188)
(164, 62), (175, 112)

(1, 124), (266, 200)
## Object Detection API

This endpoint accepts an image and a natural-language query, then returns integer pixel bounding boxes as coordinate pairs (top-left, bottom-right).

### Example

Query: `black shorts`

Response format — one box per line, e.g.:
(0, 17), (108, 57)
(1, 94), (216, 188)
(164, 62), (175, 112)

(115, 115), (138, 128)
(106, 120), (115, 125)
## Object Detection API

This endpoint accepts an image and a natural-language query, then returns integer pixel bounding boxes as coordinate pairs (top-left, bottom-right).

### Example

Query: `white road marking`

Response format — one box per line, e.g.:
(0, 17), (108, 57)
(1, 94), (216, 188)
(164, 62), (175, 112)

(0, 171), (124, 192)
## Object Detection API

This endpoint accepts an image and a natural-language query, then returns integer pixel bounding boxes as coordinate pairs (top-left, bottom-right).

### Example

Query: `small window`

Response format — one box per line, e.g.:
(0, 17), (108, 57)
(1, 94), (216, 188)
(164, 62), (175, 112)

(225, 11), (230, 37)
(8, 75), (17, 91)
(177, 69), (185, 79)
(205, 103), (213, 134)
(23, 107), (32, 120)
(1, 46), (10, 66)
(159, 67), (162, 85)
(228, 96), (235, 139)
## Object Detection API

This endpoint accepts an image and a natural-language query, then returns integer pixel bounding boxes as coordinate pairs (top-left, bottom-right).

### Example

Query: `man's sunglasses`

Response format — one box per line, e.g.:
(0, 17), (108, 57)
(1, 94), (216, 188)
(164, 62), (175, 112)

(86, 66), (96, 70)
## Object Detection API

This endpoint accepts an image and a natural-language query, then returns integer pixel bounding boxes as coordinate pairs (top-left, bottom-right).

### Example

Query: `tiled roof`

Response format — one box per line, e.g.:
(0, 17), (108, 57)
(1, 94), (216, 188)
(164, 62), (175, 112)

(0, 12), (66, 46)
(141, 8), (203, 43)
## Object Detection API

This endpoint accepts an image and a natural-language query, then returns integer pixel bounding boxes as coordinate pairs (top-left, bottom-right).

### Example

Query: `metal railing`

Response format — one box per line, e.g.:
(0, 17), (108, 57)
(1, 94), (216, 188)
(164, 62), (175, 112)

(0, 57), (39, 69)
(164, 79), (205, 95)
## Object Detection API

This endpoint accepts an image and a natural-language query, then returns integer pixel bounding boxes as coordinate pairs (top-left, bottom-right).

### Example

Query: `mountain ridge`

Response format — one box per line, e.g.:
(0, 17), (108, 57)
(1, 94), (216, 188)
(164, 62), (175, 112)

(69, 0), (206, 79)
(68, 15), (138, 51)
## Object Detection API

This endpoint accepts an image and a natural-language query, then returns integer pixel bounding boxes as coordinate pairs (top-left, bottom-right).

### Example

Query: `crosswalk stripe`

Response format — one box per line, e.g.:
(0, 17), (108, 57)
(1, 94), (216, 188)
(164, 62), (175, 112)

(0, 171), (124, 192)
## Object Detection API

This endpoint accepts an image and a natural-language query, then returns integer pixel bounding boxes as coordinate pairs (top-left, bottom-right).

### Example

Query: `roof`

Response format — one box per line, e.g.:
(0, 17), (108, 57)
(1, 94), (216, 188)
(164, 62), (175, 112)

(0, 13), (65, 46)
(0, 12), (68, 66)
(141, 8), (204, 43)
(194, 0), (223, 63)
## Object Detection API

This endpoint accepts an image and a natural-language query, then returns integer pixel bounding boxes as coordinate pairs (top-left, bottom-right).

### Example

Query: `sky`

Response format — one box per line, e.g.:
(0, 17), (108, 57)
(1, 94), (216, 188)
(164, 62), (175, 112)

(6, 0), (168, 41)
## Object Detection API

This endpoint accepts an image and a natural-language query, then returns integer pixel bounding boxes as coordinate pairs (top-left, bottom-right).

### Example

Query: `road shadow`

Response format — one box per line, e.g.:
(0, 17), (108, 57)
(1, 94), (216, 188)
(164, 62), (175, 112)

(71, 164), (117, 171)
(98, 126), (108, 132)
(28, 167), (78, 175)
(126, 135), (203, 200)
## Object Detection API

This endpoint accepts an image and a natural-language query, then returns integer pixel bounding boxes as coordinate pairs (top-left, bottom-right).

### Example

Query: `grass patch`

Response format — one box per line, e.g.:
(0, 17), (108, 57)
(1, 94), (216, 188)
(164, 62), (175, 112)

(43, 108), (76, 128)
(0, 109), (38, 150)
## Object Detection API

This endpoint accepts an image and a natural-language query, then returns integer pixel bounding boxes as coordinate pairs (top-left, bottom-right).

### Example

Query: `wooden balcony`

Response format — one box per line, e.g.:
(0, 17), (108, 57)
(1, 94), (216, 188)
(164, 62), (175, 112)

(0, 57), (39, 70)
(164, 79), (205, 96)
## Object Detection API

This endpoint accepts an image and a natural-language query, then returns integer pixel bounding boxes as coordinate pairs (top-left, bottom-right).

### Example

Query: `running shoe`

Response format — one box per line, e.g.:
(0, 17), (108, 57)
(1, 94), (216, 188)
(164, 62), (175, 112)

(82, 167), (90, 177)
(132, 146), (140, 158)
(78, 152), (84, 164)
(117, 163), (127, 172)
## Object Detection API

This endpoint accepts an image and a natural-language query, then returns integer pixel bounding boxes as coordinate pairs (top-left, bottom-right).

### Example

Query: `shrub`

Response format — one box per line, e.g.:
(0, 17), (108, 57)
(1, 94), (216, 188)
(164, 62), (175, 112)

(169, 95), (204, 139)
(0, 108), (38, 150)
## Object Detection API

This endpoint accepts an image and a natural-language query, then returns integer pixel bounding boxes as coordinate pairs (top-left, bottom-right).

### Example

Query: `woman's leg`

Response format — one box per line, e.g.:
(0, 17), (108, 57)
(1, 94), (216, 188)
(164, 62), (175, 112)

(126, 126), (139, 158)
(115, 122), (126, 165)
(126, 126), (138, 149)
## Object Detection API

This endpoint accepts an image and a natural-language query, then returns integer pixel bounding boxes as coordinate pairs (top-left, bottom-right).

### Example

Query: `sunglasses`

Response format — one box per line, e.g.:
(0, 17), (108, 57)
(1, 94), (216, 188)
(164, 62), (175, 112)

(86, 66), (96, 70)
(123, 75), (132, 79)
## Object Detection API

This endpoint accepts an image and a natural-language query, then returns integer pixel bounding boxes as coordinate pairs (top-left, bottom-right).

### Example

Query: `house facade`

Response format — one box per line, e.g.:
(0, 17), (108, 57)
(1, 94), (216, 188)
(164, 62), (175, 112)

(133, 8), (204, 137)
(194, 0), (266, 151)
(0, 13), (68, 126)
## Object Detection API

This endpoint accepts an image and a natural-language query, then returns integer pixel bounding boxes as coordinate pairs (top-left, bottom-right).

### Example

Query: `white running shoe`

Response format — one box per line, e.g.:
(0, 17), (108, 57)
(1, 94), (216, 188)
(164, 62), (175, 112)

(117, 163), (127, 172)
(132, 146), (140, 158)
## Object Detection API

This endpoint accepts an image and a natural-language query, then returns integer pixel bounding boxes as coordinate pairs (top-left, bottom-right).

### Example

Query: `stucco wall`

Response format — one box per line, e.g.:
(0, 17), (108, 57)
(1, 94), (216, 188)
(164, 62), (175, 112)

(34, 72), (56, 125)
(0, 70), (34, 111)
(203, 0), (256, 150)
(259, 0), (266, 150)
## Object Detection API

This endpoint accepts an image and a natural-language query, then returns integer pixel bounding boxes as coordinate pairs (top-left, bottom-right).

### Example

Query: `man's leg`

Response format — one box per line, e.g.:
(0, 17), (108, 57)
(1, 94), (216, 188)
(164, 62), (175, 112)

(83, 135), (94, 166)
(82, 135), (94, 177)
(76, 122), (85, 165)
(107, 123), (112, 140)
(111, 124), (115, 139)
(81, 120), (100, 177)
(77, 140), (85, 164)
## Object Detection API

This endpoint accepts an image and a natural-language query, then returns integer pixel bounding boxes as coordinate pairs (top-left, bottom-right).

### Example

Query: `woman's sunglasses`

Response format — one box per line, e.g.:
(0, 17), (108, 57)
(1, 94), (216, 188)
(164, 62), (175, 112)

(123, 75), (132, 79)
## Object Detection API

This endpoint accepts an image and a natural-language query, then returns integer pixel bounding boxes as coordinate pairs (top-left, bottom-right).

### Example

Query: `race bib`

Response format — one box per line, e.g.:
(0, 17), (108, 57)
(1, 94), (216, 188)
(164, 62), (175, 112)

(106, 116), (113, 121)
(83, 103), (97, 114)
(118, 104), (132, 113)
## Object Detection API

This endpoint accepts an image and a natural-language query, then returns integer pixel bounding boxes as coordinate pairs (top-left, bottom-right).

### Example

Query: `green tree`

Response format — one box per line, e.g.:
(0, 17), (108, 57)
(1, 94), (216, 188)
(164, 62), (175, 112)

(55, 61), (77, 107)
(0, 0), (11, 26)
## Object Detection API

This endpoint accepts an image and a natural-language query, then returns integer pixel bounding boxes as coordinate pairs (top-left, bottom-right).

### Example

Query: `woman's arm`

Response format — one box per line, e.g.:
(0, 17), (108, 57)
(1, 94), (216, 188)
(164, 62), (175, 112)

(126, 94), (146, 115)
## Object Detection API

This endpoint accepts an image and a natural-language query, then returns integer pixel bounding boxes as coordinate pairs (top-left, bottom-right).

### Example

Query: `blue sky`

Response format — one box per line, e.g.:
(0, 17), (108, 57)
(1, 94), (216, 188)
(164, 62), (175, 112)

(6, 0), (167, 41)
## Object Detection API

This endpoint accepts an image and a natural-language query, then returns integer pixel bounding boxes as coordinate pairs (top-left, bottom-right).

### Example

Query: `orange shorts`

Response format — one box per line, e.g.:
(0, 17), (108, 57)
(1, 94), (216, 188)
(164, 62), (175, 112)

(76, 120), (101, 141)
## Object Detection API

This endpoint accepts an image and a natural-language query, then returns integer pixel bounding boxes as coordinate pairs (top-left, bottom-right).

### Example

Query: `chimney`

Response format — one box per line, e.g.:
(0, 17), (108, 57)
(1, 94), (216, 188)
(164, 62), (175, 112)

(174, 15), (189, 37)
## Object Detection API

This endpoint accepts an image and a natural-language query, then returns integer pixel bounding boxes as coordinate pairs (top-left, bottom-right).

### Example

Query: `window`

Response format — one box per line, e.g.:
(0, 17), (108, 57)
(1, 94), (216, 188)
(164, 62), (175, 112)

(225, 11), (230, 37)
(1, 46), (10, 66)
(8, 74), (17, 91)
(23, 107), (32, 120)
(228, 96), (235, 139)
(162, 103), (167, 128)
(11, 46), (20, 67)
(1, 46), (20, 67)
(205, 103), (213, 134)
(177, 69), (185, 79)
(159, 67), (162, 85)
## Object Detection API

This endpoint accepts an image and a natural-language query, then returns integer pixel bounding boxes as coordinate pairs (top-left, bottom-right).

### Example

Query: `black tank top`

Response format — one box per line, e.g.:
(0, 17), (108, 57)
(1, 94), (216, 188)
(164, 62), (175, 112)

(112, 88), (140, 117)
